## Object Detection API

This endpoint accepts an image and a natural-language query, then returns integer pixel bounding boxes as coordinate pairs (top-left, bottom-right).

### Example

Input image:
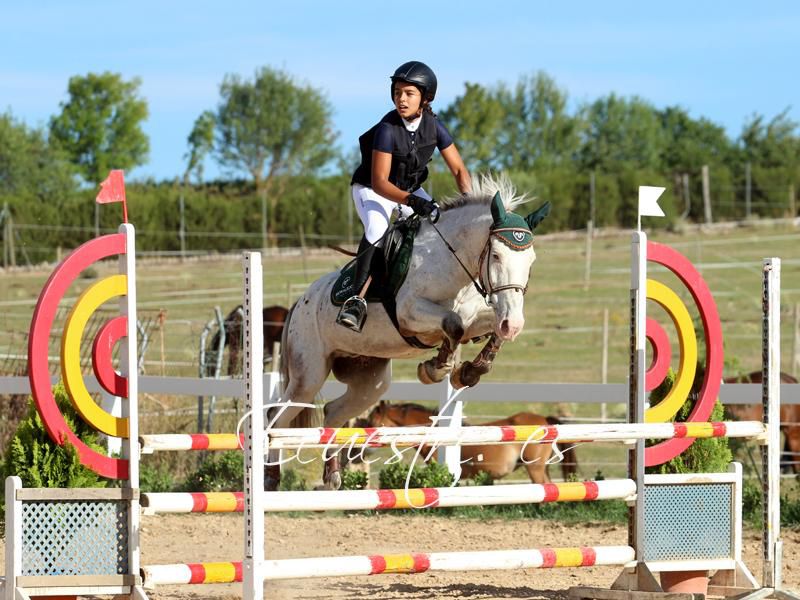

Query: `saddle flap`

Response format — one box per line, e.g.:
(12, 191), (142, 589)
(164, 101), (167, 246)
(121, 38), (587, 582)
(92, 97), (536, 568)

(330, 218), (421, 307)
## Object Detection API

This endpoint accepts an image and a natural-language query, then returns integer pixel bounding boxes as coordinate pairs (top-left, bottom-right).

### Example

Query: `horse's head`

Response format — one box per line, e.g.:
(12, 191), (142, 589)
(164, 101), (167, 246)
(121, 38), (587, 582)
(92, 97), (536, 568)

(482, 191), (550, 341)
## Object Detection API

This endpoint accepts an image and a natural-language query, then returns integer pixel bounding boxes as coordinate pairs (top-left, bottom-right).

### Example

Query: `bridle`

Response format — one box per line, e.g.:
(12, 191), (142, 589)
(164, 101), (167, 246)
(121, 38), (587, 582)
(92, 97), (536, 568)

(428, 218), (532, 304)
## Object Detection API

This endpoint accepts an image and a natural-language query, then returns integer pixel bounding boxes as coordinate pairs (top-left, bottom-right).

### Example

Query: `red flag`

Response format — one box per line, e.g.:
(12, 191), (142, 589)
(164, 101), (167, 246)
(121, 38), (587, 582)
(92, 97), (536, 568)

(96, 170), (128, 223)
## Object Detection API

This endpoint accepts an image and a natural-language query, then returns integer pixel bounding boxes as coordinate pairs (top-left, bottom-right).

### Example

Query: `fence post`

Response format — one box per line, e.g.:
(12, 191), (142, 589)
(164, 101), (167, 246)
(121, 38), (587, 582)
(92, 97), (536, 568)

(745, 162), (751, 219)
(681, 173), (691, 219)
(601, 308), (609, 422)
(298, 225), (308, 281)
(583, 220), (593, 291)
(702, 165), (712, 224)
(762, 258), (781, 588)
(179, 191), (186, 260)
(261, 188), (268, 251)
(793, 302), (799, 378)
(2, 202), (8, 269)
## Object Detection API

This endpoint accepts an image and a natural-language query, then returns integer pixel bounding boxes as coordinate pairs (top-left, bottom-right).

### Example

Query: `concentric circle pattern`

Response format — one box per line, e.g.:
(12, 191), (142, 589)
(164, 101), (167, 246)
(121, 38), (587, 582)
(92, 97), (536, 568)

(644, 279), (697, 424)
(644, 317), (670, 392)
(28, 232), (130, 479)
(62, 274), (129, 438)
(644, 241), (723, 467)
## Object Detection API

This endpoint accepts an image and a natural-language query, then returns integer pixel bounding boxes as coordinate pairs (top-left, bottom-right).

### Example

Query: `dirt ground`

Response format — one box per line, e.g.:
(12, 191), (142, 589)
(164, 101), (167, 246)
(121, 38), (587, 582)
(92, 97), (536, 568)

(132, 514), (800, 600)
(2, 514), (798, 599)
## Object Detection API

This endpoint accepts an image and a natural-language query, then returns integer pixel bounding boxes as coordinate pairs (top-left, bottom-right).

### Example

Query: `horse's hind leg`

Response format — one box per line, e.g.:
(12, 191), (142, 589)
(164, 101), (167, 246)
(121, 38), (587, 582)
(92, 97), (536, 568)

(265, 356), (330, 491)
(322, 356), (392, 489)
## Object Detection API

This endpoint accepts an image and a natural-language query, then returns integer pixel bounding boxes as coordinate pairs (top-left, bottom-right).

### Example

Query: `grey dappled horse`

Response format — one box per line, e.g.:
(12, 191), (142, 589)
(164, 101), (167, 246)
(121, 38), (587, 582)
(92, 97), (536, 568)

(269, 175), (550, 490)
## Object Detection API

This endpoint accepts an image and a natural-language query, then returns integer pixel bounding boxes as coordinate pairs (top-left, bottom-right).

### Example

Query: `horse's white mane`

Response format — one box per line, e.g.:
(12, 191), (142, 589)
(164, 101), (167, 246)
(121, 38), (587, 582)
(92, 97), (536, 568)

(439, 173), (529, 212)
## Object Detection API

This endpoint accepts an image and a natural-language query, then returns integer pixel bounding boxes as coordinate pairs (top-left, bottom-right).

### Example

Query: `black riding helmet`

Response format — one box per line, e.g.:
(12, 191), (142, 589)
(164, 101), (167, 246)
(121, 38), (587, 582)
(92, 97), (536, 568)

(390, 61), (438, 103)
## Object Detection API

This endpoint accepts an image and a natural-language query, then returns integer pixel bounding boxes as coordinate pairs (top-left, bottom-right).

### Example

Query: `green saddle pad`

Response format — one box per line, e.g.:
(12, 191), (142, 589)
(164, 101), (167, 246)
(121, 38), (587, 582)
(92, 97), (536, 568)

(331, 218), (421, 306)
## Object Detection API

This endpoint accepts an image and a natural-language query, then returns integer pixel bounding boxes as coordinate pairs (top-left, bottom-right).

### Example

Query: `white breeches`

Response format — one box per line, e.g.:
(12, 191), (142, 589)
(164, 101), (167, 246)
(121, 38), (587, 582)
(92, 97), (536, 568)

(351, 184), (432, 244)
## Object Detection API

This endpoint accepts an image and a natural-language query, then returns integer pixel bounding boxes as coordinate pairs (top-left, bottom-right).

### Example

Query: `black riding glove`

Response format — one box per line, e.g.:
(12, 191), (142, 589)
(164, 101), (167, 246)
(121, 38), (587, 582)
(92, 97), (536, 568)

(405, 193), (438, 217)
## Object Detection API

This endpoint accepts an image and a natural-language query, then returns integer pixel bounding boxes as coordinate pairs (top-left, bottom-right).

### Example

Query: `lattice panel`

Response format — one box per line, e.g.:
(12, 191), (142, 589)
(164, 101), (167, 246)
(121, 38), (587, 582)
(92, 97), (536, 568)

(21, 500), (129, 575)
(643, 482), (733, 562)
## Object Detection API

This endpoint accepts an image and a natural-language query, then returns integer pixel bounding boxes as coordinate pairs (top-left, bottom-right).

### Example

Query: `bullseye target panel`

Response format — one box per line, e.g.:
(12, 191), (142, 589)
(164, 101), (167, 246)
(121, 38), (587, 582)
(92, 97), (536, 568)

(28, 224), (139, 479)
(643, 241), (723, 466)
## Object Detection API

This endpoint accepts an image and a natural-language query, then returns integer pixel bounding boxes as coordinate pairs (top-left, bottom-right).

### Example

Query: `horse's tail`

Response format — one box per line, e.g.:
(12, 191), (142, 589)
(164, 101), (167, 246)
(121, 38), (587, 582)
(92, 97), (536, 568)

(279, 302), (324, 429)
(546, 415), (579, 481)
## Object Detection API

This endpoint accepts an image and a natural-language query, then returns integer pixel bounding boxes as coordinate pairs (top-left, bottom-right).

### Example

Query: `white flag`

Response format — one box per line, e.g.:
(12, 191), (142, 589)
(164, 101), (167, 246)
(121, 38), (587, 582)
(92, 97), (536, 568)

(638, 186), (666, 218)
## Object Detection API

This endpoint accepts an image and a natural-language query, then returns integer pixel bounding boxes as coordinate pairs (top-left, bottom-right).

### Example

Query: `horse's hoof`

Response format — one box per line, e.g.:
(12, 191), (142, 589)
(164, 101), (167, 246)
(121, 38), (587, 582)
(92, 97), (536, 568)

(452, 361), (481, 388)
(417, 361), (447, 385)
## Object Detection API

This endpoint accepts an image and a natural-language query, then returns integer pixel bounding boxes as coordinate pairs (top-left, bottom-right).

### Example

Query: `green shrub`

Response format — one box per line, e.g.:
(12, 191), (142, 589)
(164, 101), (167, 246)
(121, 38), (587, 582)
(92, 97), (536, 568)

(139, 462), (176, 493)
(1, 385), (106, 489)
(180, 451), (242, 492)
(341, 469), (368, 491)
(646, 369), (732, 475)
(741, 478), (762, 527)
(278, 469), (307, 492)
(378, 460), (454, 489)
(468, 471), (494, 487)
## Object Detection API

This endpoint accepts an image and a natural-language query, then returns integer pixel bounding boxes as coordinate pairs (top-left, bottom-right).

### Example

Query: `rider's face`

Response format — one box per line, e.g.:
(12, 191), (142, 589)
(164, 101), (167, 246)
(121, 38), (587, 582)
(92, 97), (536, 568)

(393, 82), (423, 120)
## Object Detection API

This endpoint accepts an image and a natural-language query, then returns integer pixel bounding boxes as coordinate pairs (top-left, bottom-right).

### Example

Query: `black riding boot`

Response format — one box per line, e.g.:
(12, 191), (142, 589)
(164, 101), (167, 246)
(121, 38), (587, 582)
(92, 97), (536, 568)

(338, 236), (375, 332)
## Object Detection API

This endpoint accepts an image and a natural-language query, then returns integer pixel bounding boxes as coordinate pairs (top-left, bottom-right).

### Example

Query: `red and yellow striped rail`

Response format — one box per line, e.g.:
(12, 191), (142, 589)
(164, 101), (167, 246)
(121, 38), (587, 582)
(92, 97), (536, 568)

(262, 421), (764, 450)
(139, 422), (763, 453)
(141, 561), (243, 585)
(139, 433), (244, 453)
(141, 480), (636, 514)
(142, 545), (635, 585)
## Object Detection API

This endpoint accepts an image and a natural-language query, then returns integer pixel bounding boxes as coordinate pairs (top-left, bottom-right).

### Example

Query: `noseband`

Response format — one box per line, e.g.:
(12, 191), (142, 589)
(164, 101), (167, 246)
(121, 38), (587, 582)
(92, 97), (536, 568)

(478, 227), (533, 298)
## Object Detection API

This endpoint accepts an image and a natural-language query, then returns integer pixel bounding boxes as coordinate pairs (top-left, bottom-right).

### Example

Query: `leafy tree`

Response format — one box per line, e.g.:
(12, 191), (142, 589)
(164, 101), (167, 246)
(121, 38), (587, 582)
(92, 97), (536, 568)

(738, 110), (800, 217)
(49, 72), (149, 184)
(739, 109), (800, 169)
(658, 107), (736, 221)
(659, 107), (734, 173)
(212, 66), (337, 237)
(0, 112), (77, 199)
(579, 93), (665, 172)
(184, 110), (215, 184)
(496, 72), (581, 171)
(439, 82), (506, 172)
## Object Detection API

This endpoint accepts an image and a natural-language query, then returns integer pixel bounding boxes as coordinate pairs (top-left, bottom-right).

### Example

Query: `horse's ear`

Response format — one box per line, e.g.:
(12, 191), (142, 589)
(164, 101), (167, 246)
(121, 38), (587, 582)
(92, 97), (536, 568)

(490, 192), (506, 226)
(525, 201), (551, 231)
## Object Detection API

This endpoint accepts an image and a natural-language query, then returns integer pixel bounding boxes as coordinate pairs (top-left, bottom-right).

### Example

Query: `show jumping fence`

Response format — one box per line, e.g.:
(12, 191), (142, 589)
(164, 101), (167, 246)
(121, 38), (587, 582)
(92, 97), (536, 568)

(1, 221), (797, 600)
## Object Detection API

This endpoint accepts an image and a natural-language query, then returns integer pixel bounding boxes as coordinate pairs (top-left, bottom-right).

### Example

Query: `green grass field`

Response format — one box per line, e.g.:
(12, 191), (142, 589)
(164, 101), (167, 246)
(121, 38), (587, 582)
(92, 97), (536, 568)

(1, 221), (798, 483)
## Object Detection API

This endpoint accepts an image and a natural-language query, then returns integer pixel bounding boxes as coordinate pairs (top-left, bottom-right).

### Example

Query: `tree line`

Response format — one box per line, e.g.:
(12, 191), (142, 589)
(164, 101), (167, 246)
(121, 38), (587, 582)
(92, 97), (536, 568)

(1, 68), (798, 260)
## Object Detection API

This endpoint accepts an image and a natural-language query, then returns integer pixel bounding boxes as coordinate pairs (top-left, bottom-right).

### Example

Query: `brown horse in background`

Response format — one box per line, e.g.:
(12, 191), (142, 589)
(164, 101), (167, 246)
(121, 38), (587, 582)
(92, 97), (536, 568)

(208, 305), (289, 376)
(366, 401), (578, 484)
(723, 370), (800, 474)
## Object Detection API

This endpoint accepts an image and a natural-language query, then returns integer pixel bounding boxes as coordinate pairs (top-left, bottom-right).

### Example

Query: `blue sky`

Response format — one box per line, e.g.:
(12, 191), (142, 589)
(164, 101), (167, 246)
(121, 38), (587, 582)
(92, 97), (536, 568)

(2, 1), (798, 182)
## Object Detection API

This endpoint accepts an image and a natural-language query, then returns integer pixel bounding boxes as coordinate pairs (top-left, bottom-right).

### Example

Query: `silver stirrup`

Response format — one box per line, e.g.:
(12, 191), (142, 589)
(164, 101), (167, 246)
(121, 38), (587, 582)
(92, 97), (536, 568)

(336, 295), (368, 332)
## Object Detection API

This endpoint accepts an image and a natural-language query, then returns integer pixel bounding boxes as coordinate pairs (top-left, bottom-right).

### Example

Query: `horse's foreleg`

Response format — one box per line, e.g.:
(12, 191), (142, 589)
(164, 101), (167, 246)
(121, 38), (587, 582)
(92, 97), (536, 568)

(418, 337), (462, 384)
(397, 296), (466, 385)
(451, 333), (504, 389)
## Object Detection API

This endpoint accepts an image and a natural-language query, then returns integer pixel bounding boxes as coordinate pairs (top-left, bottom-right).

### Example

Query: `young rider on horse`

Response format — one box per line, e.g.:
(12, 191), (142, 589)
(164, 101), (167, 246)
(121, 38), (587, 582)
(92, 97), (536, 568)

(338, 60), (472, 331)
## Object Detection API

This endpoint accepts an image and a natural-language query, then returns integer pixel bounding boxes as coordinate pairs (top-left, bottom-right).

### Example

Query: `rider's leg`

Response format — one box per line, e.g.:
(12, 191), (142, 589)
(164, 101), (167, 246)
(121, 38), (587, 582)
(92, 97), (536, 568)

(338, 236), (375, 330)
(338, 185), (394, 331)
